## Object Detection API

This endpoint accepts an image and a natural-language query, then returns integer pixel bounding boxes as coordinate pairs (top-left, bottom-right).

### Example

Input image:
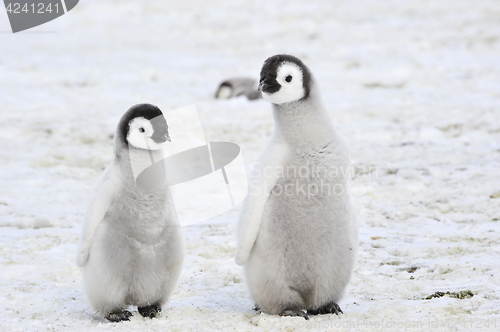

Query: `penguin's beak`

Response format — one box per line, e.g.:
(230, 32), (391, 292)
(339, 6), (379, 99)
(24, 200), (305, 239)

(151, 132), (171, 143)
(258, 80), (267, 92)
(258, 79), (280, 93)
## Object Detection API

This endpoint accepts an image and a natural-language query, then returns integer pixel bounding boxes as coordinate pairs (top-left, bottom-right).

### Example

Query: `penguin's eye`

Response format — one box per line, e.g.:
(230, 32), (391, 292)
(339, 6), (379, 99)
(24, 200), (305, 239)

(285, 75), (293, 83)
(138, 127), (145, 133)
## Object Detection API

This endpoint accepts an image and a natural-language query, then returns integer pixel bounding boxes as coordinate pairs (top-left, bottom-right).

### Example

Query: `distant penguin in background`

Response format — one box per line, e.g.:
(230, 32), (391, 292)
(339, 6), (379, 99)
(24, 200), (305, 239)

(76, 104), (184, 322)
(235, 54), (358, 319)
(215, 77), (261, 100)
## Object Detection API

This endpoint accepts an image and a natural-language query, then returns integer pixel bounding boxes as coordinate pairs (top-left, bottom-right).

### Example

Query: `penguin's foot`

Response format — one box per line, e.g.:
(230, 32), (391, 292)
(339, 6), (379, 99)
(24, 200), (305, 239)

(105, 310), (132, 322)
(280, 309), (309, 320)
(138, 303), (161, 319)
(307, 302), (343, 315)
(252, 305), (261, 311)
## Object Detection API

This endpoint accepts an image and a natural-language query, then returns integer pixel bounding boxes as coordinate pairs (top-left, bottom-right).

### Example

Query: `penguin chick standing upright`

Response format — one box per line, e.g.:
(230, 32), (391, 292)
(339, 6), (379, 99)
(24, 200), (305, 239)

(236, 55), (358, 319)
(76, 104), (184, 322)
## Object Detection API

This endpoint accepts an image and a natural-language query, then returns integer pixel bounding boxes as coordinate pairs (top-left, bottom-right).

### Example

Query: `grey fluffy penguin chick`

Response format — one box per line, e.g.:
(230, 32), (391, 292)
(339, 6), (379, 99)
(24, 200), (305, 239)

(76, 104), (184, 322)
(235, 55), (358, 319)
(215, 77), (261, 100)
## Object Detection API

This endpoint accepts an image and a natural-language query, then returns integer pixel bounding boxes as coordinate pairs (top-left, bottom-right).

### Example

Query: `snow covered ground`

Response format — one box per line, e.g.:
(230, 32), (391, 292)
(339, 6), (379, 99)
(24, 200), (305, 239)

(1, 0), (500, 331)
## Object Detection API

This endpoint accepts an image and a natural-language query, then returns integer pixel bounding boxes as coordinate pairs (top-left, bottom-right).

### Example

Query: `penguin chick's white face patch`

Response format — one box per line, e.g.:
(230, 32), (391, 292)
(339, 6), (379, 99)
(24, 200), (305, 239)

(261, 62), (305, 105)
(216, 85), (232, 99)
(127, 117), (166, 150)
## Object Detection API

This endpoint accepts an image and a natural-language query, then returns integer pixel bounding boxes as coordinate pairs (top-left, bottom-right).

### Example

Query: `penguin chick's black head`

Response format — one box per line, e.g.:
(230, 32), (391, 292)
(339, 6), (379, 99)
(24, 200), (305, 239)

(259, 54), (312, 100)
(118, 103), (169, 148)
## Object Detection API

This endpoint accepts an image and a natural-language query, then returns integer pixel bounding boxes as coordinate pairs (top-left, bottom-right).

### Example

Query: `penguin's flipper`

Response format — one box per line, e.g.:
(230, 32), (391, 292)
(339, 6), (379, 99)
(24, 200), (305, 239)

(76, 161), (123, 267)
(235, 142), (288, 266)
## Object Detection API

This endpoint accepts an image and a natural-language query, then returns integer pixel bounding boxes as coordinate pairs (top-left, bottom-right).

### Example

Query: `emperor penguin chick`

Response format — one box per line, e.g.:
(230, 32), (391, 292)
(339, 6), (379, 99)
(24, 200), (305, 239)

(215, 77), (261, 100)
(76, 104), (184, 322)
(236, 55), (358, 319)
